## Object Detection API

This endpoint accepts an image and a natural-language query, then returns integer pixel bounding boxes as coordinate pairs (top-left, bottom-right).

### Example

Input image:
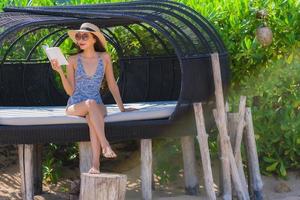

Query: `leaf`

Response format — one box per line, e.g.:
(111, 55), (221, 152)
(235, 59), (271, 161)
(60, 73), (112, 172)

(279, 162), (287, 177)
(244, 37), (251, 50)
(266, 162), (279, 172)
(263, 156), (276, 163)
(286, 52), (294, 64)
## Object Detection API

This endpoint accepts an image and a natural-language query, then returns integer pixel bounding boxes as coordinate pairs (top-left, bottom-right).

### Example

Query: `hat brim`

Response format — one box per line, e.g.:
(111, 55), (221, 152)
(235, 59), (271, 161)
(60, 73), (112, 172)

(67, 29), (107, 48)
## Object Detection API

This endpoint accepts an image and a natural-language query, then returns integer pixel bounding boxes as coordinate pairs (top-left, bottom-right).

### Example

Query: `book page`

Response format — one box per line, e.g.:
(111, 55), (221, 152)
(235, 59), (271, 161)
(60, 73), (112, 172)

(42, 45), (69, 66)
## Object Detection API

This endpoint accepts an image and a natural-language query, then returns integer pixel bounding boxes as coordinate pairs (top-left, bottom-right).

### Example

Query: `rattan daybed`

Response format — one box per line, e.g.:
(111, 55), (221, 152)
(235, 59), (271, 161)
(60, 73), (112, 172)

(0, 1), (230, 199)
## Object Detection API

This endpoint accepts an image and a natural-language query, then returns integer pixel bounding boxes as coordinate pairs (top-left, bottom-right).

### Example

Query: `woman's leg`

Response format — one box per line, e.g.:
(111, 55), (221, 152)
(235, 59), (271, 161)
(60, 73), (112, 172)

(86, 114), (101, 173)
(66, 99), (116, 157)
(92, 103), (116, 157)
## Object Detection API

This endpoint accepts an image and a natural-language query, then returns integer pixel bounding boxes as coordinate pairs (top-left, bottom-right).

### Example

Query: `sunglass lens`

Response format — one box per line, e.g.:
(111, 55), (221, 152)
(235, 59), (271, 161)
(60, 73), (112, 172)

(75, 32), (81, 41)
(82, 33), (89, 41)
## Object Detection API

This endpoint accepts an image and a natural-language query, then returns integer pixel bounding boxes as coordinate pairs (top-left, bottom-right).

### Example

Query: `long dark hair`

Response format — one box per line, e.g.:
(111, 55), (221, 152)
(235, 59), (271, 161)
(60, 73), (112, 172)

(71, 33), (106, 54)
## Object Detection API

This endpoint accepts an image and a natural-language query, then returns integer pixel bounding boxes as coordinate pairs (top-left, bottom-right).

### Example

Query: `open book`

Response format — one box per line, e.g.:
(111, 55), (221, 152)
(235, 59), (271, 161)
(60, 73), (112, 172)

(42, 44), (69, 66)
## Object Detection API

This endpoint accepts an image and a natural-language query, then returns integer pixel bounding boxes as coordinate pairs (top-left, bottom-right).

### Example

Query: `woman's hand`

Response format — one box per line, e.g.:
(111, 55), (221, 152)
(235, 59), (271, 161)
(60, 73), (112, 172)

(50, 59), (63, 74)
(121, 107), (138, 112)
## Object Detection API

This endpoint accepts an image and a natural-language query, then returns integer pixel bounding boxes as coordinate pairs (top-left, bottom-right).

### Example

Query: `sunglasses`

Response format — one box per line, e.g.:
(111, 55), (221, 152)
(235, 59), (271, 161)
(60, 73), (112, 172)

(75, 32), (90, 41)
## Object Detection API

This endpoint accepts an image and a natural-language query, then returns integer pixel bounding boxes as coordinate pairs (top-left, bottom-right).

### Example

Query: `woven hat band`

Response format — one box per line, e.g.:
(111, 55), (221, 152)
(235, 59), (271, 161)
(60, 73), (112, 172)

(81, 27), (96, 32)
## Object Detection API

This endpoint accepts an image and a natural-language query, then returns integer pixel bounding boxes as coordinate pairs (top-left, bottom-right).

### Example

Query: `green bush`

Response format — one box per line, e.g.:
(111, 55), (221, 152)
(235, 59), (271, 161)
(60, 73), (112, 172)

(180, 0), (300, 86)
(229, 52), (300, 177)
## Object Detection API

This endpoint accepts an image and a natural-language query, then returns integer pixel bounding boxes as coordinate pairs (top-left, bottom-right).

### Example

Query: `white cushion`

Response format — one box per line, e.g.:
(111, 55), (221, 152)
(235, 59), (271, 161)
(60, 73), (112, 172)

(0, 101), (177, 126)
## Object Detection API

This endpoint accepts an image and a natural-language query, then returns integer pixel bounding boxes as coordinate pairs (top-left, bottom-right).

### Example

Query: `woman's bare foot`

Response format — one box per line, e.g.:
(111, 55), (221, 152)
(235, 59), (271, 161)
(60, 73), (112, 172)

(88, 167), (100, 174)
(102, 145), (117, 158)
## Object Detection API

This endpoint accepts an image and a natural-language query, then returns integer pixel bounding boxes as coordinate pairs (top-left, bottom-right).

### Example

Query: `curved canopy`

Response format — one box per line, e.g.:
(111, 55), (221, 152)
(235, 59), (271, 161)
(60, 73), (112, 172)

(1, 0), (226, 59)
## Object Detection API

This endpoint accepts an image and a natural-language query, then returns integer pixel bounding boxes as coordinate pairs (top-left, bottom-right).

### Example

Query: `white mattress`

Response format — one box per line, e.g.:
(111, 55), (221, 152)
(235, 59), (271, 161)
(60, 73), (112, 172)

(0, 101), (177, 126)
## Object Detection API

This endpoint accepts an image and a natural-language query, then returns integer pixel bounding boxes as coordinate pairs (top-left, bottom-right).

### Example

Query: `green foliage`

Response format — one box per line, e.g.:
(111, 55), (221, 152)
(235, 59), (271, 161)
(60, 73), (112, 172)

(179, 0), (300, 87)
(153, 138), (183, 184)
(43, 143), (78, 183)
(229, 52), (300, 177)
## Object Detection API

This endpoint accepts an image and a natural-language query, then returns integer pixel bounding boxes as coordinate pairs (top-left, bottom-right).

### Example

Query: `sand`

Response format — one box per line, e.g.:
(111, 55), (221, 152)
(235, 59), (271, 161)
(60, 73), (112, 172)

(0, 160), (300, 200)
(0, 144), (299, 200)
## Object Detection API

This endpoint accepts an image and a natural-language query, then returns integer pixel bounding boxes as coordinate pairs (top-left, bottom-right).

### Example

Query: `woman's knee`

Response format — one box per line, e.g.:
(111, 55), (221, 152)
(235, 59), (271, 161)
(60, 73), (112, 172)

(85, 99), (97, 110)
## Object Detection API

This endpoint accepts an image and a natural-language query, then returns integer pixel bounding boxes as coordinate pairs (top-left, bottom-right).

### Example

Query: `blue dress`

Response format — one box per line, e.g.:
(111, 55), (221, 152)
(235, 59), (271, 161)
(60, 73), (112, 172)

(66, 53), (104, 109)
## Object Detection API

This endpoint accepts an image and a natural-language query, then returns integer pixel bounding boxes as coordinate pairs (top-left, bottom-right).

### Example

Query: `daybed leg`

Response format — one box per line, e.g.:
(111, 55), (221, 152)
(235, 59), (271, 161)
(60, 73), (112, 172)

(141, 139), (152, 200)
(18, 144), (34, 200)
(180, 136), (199, 195)
(33, 144), (43, 195)
(79, 142), (92, 173)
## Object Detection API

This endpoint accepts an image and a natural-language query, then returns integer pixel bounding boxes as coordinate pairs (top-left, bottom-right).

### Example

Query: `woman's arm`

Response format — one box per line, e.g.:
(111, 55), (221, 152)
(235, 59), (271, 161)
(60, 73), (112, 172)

(103, 53), (126, 112)
(50, 56), (75, 96)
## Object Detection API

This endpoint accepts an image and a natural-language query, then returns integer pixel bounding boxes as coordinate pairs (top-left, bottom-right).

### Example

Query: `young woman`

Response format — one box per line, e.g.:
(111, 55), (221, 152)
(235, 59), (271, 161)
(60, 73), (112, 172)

(50, 22), (135, 174)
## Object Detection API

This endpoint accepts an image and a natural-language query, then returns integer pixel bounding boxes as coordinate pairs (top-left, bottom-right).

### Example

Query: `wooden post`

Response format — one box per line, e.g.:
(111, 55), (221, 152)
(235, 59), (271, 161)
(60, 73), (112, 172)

(211, 53), (231, 200)
(180, 136), (199, 195)
(213, 112), (249, 200)
(229, 151), (248, 200)
(245, 108), (264, 200)
(227, 112), (250, 200)
(233, 97), (250, 199)
(18, 144), (34, 200)
(80, 173), (127, 200)
(79, 142), (92, 173)
(234, 96), (247, 155)
(33, 144), (43, 195)
(141, 139), (152, 200)
(227, 113), (237, 148)
(193, 103), (216, 200)
(218, 101), (230, 195)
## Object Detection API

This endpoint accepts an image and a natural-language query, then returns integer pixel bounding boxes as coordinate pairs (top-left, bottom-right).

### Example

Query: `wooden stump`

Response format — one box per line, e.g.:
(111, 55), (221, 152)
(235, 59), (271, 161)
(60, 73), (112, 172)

(18, 144), (34, 200)
(141, 139), (152, 200)
(180, 136), (199, 195)
(80, 173), (127, 200)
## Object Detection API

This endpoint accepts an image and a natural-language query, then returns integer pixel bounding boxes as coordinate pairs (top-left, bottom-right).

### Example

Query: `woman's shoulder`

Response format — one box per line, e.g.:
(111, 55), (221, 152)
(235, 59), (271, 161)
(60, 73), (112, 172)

(67, 53), (80, 69)
(68, 53), (80, 61)
(99, 52), (111, 63)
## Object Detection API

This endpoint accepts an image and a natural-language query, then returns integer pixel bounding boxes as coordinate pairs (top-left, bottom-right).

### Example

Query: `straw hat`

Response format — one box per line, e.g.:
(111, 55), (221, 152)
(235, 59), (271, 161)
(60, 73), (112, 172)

(67, 22), (107, 48)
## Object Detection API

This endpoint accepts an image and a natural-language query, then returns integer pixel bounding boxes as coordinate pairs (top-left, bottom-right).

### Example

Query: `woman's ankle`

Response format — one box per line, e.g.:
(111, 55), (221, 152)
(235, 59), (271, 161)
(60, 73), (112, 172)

(91, 164), (99, 170)
(100, 141), (110, 148)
